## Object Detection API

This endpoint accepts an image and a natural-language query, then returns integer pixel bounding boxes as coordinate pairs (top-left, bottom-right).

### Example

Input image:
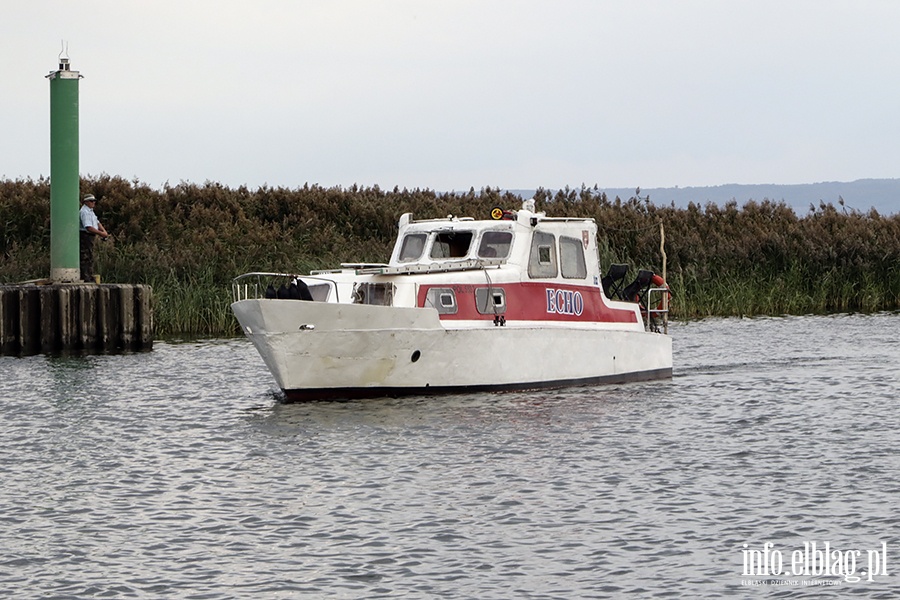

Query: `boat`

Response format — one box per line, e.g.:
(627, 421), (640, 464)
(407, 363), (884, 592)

(231, 199), (672, 401)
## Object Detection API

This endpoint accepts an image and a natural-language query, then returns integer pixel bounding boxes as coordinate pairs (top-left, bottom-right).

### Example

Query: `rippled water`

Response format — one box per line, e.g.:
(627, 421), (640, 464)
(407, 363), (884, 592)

(2, 313), (899, 598)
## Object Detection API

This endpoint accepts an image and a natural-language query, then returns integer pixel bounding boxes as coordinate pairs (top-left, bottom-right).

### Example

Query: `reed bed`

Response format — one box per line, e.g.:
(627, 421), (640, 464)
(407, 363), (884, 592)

(3, 176), (899, 336)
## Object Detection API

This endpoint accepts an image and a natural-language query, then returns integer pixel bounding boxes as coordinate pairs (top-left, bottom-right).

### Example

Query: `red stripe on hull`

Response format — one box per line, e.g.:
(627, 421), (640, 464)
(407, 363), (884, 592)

(418, 282), (638, 324)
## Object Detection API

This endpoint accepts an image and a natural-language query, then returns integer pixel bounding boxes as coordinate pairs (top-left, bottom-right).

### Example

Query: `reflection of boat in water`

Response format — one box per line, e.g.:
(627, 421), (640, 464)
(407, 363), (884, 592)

(231, 199), (672, 401)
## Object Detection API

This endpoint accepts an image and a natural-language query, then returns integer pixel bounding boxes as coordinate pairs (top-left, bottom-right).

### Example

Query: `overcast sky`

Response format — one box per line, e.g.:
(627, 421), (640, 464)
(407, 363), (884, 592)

(3, 1), (899, 192)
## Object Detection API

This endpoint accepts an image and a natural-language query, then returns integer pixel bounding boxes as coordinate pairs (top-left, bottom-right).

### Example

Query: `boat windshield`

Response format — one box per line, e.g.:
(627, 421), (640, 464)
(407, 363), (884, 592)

(398, 233), (427, 262)
(478, 231), (512, 259)
(430, 231), (473, 259)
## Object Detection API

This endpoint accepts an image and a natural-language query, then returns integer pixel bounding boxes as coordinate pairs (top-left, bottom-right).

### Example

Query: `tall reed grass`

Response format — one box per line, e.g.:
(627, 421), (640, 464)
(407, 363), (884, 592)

(3, 176), (898, 336)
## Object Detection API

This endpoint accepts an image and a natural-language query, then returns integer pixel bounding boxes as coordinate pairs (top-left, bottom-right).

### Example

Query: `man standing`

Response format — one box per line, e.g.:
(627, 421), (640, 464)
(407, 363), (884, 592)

(79, 194), (109, 282)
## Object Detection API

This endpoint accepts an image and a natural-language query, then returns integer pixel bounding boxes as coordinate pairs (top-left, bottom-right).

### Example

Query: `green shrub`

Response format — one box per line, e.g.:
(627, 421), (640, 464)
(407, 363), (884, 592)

(3, 176), (898, 335)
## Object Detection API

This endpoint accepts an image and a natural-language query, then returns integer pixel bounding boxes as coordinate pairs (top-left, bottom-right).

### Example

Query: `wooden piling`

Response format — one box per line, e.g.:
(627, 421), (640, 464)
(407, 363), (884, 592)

(19, 287), (40, 354)
(0, 283), (154, 355)
(58, 285), (75, 349)
(98, 285), (118, 352)
(79, 285), (98, 348)
(135, 285), (153, 349)
(0, 287), (19, 354)
(119, 285), (135, 349)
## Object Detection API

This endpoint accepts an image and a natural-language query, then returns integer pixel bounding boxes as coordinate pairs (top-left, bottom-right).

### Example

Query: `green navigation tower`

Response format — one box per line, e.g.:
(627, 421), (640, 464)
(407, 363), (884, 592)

(46, 51), (83, 282)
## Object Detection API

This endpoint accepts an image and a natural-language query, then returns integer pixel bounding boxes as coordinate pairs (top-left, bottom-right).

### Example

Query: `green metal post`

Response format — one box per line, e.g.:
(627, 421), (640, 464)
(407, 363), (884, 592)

(46, 55), (83, 282)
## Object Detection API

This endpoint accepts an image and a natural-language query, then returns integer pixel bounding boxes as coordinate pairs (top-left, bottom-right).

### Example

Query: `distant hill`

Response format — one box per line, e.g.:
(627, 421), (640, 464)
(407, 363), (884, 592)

(507, 178), (900, 215)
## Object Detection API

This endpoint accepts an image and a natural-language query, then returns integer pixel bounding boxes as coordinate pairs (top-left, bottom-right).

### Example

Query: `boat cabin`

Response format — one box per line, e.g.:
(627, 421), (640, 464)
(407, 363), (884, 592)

(232, 200), (669, 332)
(353, 200), (601, 284)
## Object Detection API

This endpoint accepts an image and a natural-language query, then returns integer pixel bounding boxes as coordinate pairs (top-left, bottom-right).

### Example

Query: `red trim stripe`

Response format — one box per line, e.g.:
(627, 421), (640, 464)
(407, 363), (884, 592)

(418, 282), (638, 324)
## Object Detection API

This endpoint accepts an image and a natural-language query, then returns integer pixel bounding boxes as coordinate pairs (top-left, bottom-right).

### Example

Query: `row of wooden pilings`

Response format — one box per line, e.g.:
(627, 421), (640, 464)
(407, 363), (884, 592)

(0, 283), (153, 355)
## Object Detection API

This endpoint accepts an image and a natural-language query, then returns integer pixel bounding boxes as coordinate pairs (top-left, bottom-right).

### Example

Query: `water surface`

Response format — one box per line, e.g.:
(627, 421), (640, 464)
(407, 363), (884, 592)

(2, 314), (898, 598)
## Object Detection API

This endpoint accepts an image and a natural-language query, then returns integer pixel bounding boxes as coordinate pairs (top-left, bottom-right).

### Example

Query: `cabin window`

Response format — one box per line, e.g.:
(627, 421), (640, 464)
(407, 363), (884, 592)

(352, 282), (395, 306)
(478, 231), (512, 259)
(425, 287), (458, 314)
(398, 233), (427, 262)
(307, 283), (331, 302)
(430, 231), (473, 259)
(560, 236), (588, 279)
(528, 231), (558, 278)
(475, 288), (506, 314)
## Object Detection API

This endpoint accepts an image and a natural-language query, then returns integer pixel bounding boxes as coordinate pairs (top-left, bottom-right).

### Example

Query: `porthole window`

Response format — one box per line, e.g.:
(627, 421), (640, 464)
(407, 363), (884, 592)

(475, 288), (506, 314)
(425, 287), (458, 314)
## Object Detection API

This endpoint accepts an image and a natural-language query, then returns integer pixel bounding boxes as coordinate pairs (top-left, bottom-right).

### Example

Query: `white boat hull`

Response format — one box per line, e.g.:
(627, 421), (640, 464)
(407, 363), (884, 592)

(232, 299), (672, 400)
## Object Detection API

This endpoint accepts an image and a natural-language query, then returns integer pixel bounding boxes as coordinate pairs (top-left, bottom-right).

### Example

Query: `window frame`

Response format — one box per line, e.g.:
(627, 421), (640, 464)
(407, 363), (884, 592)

(475, 287), (507, 315)
(559, 235), (588, 279)
(424, 287), (458, 314)
(429, 230), (474, 259)
(398, 233), (428, 263)
(528, 231), (558, 278)
(477, 230), (513, 259)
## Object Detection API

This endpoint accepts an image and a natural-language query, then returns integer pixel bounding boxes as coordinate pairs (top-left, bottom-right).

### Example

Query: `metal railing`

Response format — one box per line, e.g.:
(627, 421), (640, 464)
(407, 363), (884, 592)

(231, 272), (338, 303)
(642, 286), (670, 334)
